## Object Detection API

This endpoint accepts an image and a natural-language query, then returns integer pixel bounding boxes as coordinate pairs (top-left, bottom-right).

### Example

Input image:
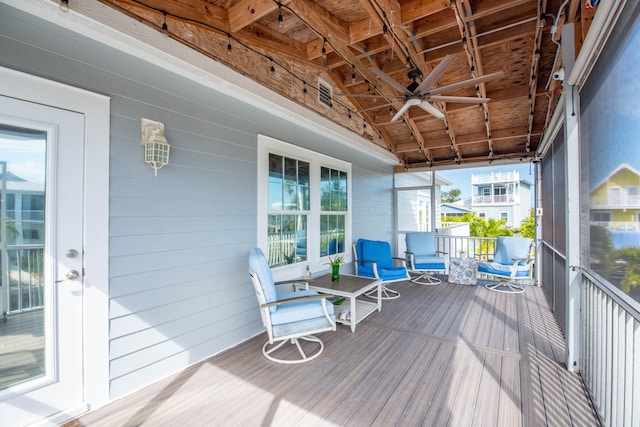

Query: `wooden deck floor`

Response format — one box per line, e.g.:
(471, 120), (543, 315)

(0, 309), (45, 390)
(74, 279), (600, 426)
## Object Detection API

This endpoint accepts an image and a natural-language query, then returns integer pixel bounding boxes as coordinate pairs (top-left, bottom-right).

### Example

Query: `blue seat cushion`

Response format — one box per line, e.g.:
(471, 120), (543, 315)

(272, 316), (335, 338)
(378, 267), (409, 281)
(270, 290), (335, 325)
(413, 255), (446, 270)
(478, 261), (530, 278)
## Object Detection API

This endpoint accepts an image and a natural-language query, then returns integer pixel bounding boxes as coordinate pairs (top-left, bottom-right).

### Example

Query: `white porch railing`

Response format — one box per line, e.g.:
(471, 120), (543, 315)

(1, 245), (44, 318)
(267, 231), (343, 266)
(433, 234), (498, 262)
(581, 271), (640, 426)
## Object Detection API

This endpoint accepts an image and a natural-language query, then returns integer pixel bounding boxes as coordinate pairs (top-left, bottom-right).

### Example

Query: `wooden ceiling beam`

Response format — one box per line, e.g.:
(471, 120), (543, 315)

(365, 0), (424, 70)
(406, 118), (432, 162)
(99, 0), (229, 32)
(467, 0), (533, 22)
(349, 19), (384, 44)
(412, 11), (457, 40)
(401, 0), (452, 23)
(286, 0), (398, 155)
(476, 21), (537, 49)
(239, 23), (310, 62)
(228, 0), (292, 32)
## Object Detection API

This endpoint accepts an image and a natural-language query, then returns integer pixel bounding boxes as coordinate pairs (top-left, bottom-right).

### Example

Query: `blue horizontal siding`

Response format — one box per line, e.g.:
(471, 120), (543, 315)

(0, 4), (397, 401)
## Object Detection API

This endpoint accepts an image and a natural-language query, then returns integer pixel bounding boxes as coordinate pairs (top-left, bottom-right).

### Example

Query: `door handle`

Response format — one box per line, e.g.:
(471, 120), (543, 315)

(55, 270), (80, 283)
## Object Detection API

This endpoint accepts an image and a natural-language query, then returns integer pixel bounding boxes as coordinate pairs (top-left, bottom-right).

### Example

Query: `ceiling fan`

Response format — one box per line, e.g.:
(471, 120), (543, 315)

(339, 55), (504, 122)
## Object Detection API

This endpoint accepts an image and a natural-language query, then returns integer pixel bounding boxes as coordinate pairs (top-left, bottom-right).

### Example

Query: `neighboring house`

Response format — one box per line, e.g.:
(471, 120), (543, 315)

(440, 202), (473, 218)
(0, 170), (45, 245)
(590, 163), (640, 231)
(0, 170), (45, 318)
(469, 170), (532, 227)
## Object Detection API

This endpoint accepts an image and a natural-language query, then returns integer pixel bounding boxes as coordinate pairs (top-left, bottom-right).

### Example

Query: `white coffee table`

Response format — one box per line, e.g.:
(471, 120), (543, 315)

(297, 273), (381, 332)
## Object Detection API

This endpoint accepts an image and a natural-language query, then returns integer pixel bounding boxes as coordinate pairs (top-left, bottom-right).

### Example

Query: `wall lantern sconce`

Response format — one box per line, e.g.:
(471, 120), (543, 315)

(141, 118), (171, 176)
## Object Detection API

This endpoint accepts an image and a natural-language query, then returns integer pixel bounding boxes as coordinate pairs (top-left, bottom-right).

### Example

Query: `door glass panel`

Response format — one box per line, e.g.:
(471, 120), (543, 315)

(0, 124), (46, 390)
(396, 188), (432, 255)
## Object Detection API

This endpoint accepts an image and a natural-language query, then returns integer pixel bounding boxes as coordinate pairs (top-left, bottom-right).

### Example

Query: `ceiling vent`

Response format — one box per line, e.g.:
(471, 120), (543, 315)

(318, 78), (333, 108)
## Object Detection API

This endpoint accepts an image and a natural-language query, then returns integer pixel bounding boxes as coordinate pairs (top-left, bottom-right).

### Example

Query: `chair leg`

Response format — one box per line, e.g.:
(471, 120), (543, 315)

(410, 272), (442, 285)
(485, 279), (525, 294)
(365, 284), (400, 300)
(263, 335), (325, 364)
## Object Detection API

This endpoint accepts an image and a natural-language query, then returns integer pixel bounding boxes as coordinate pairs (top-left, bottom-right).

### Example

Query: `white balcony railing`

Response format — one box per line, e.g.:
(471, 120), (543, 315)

(591, 221), (640, 231)
(581, 272), (640, 426)
(1, 244), (44, 317)
(471, 171), (519, 184)
(590, 195), (640, 207)
(472, 194), (517, 204)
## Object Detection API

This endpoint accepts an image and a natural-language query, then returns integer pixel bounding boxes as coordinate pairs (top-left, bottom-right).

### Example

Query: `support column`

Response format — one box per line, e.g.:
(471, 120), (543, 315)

(563, 23), (582, 372)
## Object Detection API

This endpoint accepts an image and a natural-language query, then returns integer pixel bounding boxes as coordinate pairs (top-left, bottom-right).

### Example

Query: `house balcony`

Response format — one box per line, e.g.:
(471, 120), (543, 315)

(471, 171), (520, 184)
(472, 194), (518, 205)
(590, 195), (640, 209)
(74, 263), (600, 426)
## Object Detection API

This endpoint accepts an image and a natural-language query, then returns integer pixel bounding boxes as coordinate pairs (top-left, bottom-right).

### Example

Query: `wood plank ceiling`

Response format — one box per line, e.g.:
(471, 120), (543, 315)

(96, 0), (595, 170)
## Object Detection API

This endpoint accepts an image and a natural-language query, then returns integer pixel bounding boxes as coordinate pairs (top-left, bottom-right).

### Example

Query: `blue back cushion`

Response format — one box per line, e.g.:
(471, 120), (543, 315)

(493, 236), (532, 265)
(357, 239), (391, 277)
(405, 232), (436, 256)
(248, 248), (278, 313)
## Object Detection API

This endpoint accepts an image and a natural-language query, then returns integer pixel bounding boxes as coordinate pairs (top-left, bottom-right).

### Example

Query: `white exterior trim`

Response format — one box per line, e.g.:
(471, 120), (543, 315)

(257, 134), (353, 282)
(0, 66), (111, 408)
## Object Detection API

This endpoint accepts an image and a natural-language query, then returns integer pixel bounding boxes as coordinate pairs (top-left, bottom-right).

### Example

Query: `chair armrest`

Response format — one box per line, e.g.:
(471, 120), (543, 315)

(392, 257), (408, 267)
(260, 294), (327, 309)
(436, 250), (448, 255)
(405, 251), (415, 268)
(274, 279), (306, 286)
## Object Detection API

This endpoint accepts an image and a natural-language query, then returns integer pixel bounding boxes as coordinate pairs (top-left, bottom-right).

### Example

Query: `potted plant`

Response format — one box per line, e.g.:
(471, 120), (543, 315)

(326, 255), (344, 281)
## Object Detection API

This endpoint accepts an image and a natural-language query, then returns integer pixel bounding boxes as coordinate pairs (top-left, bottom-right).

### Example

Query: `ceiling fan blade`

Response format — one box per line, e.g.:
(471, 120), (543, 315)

(427, 71), (505, 96)
(369, 66), (411, 94)
(414, 54), (456, 94)
(428, 95), (491, 103)
(355, 101), (403, 113)
(390, 102), (414, 122)
(335, 93), (406, 99)
(418, 101), (445, 119)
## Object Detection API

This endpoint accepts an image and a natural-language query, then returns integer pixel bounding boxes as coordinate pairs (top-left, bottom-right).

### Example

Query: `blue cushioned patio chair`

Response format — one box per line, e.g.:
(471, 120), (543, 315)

(405, 232), (447, 285)
(478, 236), (534, 294)
(353, 238), (410, 300)
(248, 248), (336, 364)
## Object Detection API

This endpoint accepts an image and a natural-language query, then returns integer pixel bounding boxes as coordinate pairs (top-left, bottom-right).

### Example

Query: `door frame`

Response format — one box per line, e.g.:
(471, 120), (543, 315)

(0, 66), (110, 416)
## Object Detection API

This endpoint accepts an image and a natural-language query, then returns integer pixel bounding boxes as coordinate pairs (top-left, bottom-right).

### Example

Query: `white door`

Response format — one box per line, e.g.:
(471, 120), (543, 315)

(0, 95), (85, 425)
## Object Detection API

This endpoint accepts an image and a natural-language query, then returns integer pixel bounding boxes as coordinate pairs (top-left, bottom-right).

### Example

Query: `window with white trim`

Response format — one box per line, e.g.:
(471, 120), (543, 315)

(257, 135), (352, 275)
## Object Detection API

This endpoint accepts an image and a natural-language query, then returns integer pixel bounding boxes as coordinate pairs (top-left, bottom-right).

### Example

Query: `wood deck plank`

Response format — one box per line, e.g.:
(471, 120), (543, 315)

(73, 282), (600, 427)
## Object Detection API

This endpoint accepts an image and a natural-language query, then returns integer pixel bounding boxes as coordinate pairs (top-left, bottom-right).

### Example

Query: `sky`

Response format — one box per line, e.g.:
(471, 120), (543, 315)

(0, 127), (46, 184)
(584, 21), (640, 188)
(437, 162), (535, 201)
